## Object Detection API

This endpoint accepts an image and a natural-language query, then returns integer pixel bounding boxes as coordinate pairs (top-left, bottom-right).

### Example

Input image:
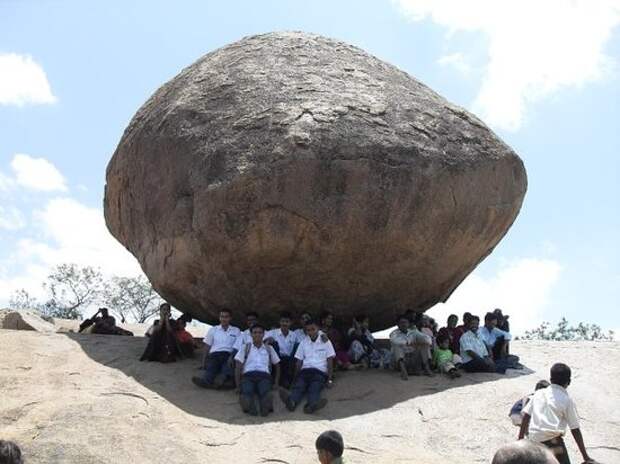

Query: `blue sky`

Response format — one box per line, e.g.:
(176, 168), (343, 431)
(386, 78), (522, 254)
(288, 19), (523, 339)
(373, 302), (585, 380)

(1, 0), (618, 334)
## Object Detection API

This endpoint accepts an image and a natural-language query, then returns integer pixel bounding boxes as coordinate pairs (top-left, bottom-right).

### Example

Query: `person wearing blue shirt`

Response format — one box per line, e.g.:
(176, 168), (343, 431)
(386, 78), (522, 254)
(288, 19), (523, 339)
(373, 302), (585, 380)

(479, 312), (512, 359)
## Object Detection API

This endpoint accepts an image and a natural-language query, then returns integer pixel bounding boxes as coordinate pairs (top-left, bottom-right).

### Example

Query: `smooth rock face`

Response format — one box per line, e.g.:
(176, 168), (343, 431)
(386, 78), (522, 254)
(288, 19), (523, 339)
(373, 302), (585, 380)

(104, 32), (527, 329)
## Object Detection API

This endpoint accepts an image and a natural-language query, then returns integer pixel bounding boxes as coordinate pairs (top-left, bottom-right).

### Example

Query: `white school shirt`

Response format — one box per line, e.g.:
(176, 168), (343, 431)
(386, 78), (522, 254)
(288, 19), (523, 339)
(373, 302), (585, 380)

(293, 328), (324, 344)
(233, 328), (252, 352)
(234, 342), (280, 374)
(203, 325), (241, 353)
(459, 330), (489, 363)
(522, 384), (580, 442)
(294, 336), (336, 374)
(266, 328), (297, 357)
(479, 326), (512, 348)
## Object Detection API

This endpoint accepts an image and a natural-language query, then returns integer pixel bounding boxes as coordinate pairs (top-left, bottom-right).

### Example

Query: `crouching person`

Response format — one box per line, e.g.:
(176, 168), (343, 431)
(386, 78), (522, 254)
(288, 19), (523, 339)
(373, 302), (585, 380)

(280, 319), (335, 414)
(234, 324), (280, 416)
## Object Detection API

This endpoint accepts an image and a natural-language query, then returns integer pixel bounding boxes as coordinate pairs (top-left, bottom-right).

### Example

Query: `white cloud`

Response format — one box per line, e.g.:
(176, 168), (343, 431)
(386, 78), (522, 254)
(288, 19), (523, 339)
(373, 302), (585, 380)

(437, 52), (472, 76)
(0, 197), (143, 306)
(0, 171), (15, 192)
(428, 257), (562, 335)
(10, 154), (67, 192)
(0, 206), (26, 231)
(395, 0), (620, 130)
(0, 53), (57, 106)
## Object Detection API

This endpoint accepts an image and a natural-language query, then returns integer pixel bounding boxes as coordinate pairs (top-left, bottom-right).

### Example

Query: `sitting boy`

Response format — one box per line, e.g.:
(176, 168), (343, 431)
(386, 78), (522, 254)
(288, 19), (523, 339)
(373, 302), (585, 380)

(264, 311), (297, 388)
(432, 333), (462, 379)
(280, 319), (335, 414)
(234, 324), (280, 416)
(389, 314), (433, 380)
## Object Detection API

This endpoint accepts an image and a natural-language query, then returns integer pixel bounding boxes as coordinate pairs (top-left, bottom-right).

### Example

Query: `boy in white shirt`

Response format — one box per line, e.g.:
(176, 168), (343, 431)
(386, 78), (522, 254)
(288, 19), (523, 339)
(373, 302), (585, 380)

(280, 319), (335, 414)
(233, 311), (258, 352)
(234, 324), (280, 416)
(264, 311), (296, 388)
(192, 309), (241, 389)
(519, 363), (595, 464)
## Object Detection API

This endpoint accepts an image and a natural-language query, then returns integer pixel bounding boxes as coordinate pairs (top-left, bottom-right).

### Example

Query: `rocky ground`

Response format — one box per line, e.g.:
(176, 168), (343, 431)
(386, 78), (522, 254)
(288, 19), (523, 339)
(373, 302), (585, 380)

(1, 324), (618, 463)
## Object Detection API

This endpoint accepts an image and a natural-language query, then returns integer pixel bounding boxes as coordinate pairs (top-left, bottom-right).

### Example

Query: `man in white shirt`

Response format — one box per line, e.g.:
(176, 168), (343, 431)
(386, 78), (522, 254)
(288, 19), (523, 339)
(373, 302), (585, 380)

(264, 311), (296, 388)
(234, 324), (280, 416)
(233, 311), (258, 352)
(280, 319), (335, 414)
(459, 315), (496, 373)
(192, 308), (241, 389)
(479, 312), (512, 359)
(389, 314), (433, 380)
(519, 363), (594, 464)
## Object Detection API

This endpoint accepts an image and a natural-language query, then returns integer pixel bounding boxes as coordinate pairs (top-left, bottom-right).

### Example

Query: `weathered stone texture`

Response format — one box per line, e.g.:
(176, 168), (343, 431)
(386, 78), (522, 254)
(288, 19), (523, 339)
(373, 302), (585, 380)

(104, 32), (527, 328)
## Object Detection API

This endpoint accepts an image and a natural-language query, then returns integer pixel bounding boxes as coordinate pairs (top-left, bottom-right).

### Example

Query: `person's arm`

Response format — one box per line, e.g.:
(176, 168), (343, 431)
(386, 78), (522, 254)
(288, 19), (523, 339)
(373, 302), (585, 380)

(234, 360), (242, 393)
(293, 358), (303, 379)
(570, 428), (593, 462)
(518, 413), (531, 439)
(273, 363), (281, 389)
(327, 357), (334, 387)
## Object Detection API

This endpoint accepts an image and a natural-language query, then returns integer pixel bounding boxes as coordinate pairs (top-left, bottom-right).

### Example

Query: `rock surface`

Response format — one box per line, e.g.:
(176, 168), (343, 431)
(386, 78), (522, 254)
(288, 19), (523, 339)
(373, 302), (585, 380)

(1, 331), (618, 464)
(104, 31), (527, 327)
(0, 309), (56, 332)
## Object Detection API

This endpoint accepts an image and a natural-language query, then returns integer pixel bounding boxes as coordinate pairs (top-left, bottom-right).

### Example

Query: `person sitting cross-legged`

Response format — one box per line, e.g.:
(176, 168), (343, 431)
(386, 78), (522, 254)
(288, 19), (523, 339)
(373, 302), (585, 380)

(192, 308), (241, 389)
(389, 314), (433, 380)
(234, 324), (280, 416)
(264, 311), (297, 388)
(280, 319), (335, 414)
(432, 333), (462, 379)
(459, 315), (498, 373)
(347, 314), (391, 369)
(480, 312), (512, 359)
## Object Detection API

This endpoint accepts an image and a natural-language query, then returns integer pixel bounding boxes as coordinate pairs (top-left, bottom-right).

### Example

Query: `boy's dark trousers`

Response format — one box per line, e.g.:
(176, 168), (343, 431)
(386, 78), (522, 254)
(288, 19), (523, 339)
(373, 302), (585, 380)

(202, 351), (233, 385)
(289, 368), (327, 408)
(542, 436), (570, 464)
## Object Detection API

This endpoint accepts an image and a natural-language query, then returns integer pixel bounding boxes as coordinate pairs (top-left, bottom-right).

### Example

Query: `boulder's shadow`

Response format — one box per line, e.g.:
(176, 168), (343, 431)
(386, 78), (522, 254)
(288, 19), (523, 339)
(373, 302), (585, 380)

(65, 333), (534, 424)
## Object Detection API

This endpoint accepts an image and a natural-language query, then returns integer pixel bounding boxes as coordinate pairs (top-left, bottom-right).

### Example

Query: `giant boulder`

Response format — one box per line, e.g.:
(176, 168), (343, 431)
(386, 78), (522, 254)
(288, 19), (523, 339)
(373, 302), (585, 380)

(104, 31), (527, 329)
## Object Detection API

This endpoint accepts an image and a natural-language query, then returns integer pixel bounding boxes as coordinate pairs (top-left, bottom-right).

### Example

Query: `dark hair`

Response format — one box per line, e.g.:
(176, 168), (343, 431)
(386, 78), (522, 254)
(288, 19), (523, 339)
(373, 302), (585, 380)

(100, 307), (109, 315)
(550, 363), (571, 386)
(397, 314), (409, 323)
(304, 318), (319, 327)
(354, 313), (368, 322)
(246, 311), (258, 318)
(300, 311), (312, 318)
(179, 313), (192, 323)
(315, 430), (344, 458)
(279, 310), (292, 319)
(463, 312), (473, 323)
(469, 315), (480, 323)
(535, 380), (550, 391)
(0, 440), (23, 464)
(320, 310), (332, 321)
(485, 312), (498, 322)
(219, 308), (232, 316)
(492, 440), (555, 464)
(436, 333), (449, 344)
(250, 323), (266, 333)
(448, 314), (458, 322)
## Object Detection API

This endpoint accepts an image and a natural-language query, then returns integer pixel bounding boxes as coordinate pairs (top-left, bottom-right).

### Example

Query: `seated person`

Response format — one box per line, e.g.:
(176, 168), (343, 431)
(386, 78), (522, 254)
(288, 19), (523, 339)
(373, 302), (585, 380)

(432, 333), (462, 379)
(192, 308), (241, 389)
(321, 311), (361, 371)
(140, 303), (180, 363)
(459, 315), (498, 373)
(315, 430), (345, 464)
(347, 314), (391, 368)
(80, 308), (133, 336)
(509, 380), (550, 426)
(280, 319), (335, 414)
(417, 314), (436, 354)
(234, 324), (280, 416)
(479, 312), (512, 359)
(389, 314), (433, 380)
(174, 317), (196, 358)
(264, 311), (297, 388)
(233, 311), (259, 352)
(437, 314), (464, 355)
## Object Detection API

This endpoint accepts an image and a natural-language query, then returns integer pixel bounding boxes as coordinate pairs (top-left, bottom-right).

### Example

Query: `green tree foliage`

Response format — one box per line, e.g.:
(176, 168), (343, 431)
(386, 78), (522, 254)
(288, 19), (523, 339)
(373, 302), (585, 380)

(520, 317), (615, 341)
(41, 264), (105, 319)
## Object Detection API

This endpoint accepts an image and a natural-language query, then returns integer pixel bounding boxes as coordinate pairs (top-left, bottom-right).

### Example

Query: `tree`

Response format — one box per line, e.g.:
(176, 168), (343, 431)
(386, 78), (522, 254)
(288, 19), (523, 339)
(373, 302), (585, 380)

(520, 317), (615, 341)
(8, 289), (41, 311)
(103, 275), (160, 323)
(42, 264), (105, 319)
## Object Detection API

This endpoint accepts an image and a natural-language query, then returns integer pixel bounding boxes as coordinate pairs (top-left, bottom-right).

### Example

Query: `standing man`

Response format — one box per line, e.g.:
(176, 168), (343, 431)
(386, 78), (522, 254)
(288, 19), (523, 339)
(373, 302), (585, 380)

(234, 324), (280, 416)
(519, 363), (595, 464)
(280, 319), (335, 414)
(459, 315), (497, 373)
(264, 311), (297, 388)
(192, 308), (240, 389)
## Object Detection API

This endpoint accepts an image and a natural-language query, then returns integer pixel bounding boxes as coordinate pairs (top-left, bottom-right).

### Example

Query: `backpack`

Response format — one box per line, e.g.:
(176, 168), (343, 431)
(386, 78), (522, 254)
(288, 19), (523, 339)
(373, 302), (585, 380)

(509, 395), (531, 426)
